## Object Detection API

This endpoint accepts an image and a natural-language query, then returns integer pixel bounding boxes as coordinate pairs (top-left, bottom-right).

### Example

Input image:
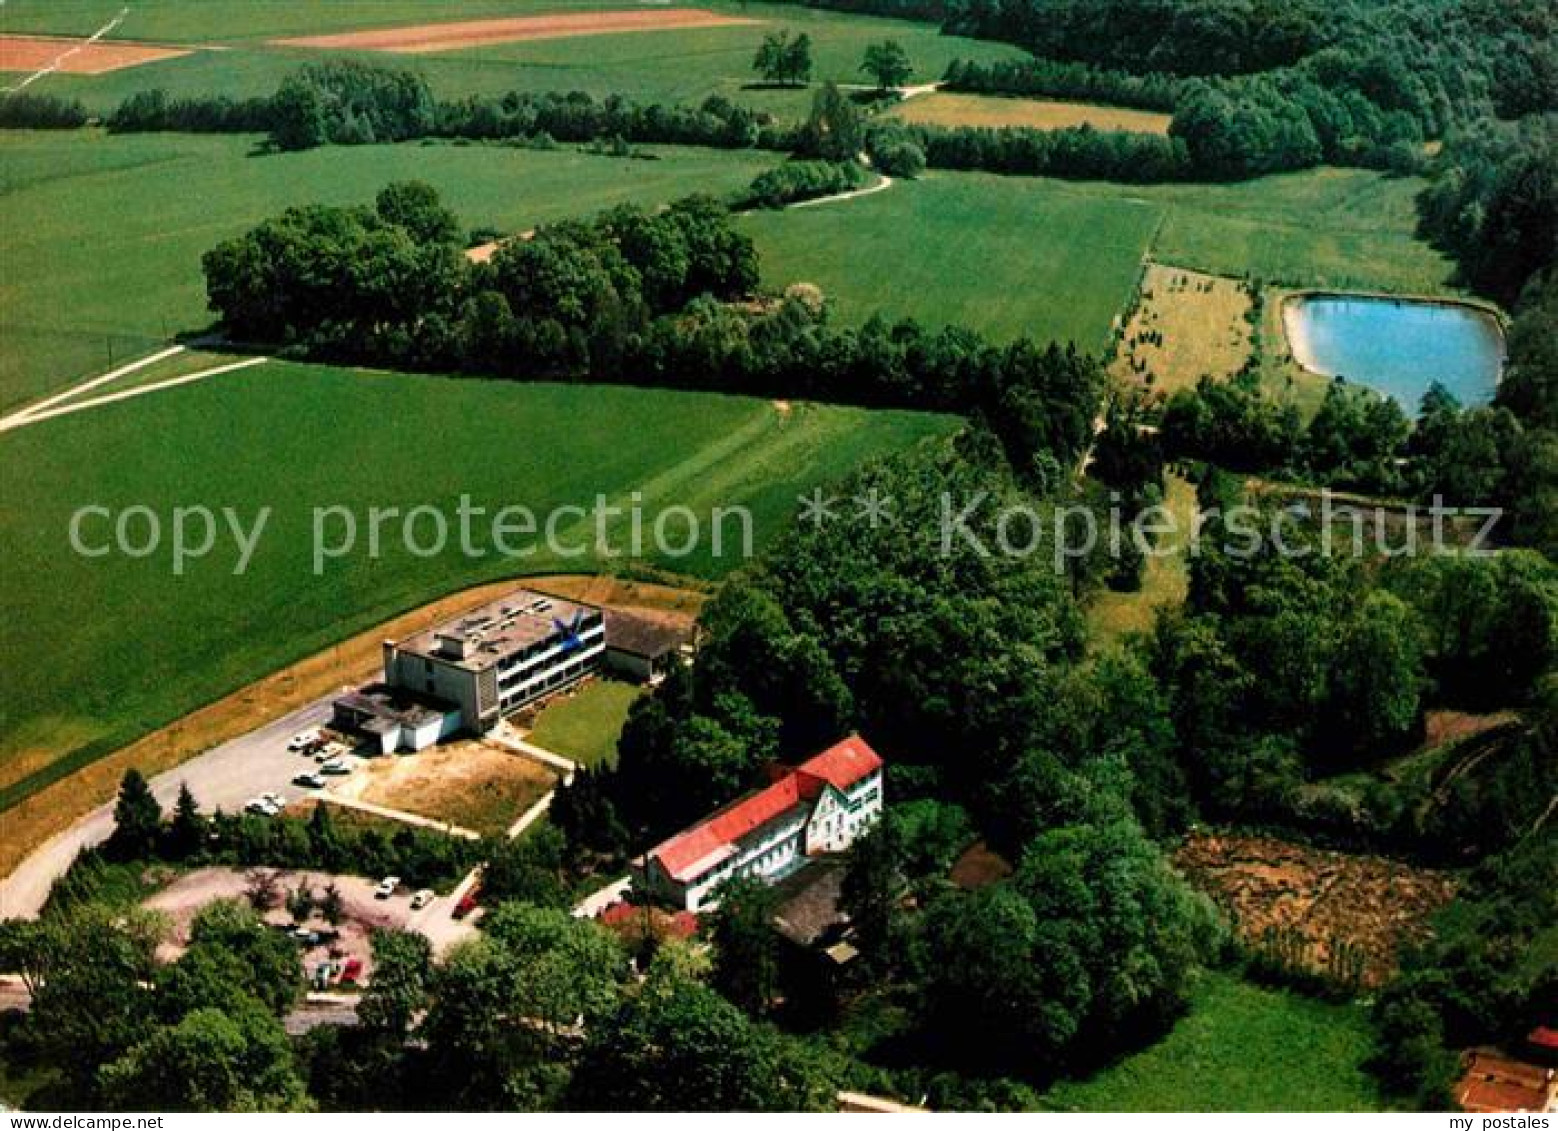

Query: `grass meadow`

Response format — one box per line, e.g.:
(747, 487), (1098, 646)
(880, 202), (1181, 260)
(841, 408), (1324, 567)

(0, 130), (776, 409)
(1, 1), (1023, 115)
(746, 170), (1160, 348)
(890, 92), (1173, 134)
(748, 166), (1457, 347)
(1040, 973), (1389, 1111)
(0, 366), (953, 809)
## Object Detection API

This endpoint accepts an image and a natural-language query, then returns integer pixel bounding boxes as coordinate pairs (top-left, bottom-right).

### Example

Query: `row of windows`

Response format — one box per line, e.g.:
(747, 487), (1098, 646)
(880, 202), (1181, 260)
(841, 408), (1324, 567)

(496, 623), (605, 675)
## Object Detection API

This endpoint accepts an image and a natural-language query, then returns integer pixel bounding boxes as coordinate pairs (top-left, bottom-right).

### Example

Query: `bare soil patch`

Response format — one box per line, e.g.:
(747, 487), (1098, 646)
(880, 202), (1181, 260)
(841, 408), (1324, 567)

(274, 9), (759, 54)
(1176, 830), (1457, 987)
(338, 740), (557, 838)
(1115, 263), (1255, 397)
(0, 35), (189, 75)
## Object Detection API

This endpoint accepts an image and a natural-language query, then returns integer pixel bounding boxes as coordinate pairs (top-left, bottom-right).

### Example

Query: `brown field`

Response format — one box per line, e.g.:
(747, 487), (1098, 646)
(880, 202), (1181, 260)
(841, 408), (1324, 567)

(1176, 830), (1458, 987)
(274, 9), (759, 54)
(334, 739), (557, 839)
(1115, 263), (1255, 397)
(890, 92), (1173, 135)
(0, 35), (189, 75)
(0, 573), (705, 880)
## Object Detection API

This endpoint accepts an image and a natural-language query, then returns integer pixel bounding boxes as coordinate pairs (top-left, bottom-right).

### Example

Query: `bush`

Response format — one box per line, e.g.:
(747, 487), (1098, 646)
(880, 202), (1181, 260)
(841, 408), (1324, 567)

(0, 92), (88, 129)
(737, 159), (868, 208)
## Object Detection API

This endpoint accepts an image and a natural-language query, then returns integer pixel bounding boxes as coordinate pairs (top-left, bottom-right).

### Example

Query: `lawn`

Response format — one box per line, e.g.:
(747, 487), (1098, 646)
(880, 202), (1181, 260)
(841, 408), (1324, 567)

(746, 170), (1161, 348)
(890, 92), (1173, 135)
(0, 129), (777, 409)
(528, 679), (645, 767)
(1040, 972), (1389, 1112)
(0, 366), (954, 809)
(2, 1), (1022, 114)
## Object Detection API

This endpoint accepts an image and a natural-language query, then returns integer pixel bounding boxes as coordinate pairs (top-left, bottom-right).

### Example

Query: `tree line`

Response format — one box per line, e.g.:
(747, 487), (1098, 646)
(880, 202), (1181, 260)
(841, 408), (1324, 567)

(202, 182), (1103, 473)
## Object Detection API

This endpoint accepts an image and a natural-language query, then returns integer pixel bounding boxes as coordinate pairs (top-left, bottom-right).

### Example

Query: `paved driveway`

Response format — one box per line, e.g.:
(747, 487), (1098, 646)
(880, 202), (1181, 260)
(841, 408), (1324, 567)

(0, 695), (340, 919)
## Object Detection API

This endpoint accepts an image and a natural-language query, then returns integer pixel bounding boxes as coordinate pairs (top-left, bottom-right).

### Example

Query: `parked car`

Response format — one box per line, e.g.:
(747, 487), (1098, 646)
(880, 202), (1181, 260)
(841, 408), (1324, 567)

(453, 890), (479, 920)
(293, 772), (325, 789)
(319, 757), (351, 776)
(244, 798), (273, 817)
(374, 876), (400, 899)
(288, 730), (320, 752)
(292, 927), (322, 945)
(340, 957), (364, 986)
(261, 792), (284, 808)
(410, 889), (434, 910)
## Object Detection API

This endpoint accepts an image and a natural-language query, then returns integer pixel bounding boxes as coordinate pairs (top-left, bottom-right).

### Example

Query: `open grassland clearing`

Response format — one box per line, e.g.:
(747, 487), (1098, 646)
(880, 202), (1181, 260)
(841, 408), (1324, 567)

(1040, 972), (1388, 1111)
(0, 130), (775, 408)
(747, 170), (1160, 348)
(1147, 168), (1456, 295)
(890, 91), (1173, 135)
(1085, 472), (1196, 647)
(337, 739), (558, 838)
(1175, 831), (1458, 988)
(0, 364), (953, 831)
(525, 678), (646, 768)
(1114, 264), (1254, 397)
(748, 166), (1456, 349)
(2, 1), (1022, 115)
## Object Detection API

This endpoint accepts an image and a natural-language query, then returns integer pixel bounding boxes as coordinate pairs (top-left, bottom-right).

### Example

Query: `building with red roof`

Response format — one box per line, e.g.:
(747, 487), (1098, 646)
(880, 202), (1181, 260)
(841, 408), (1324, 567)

(630, 735), (884, 912)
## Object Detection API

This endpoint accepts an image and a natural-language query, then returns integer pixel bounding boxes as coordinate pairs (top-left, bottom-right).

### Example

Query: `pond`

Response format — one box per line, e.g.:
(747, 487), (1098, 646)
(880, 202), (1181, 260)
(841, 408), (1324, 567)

(1282, 294), (1504, 409)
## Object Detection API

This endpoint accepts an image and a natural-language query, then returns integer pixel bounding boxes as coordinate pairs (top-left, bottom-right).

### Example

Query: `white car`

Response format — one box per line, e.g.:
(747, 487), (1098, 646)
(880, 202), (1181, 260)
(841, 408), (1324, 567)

(245, 796), (281, 817)
(293, 772), (326, 789)
(287, 730), (320, 752)
(261, 791), (285, 808)
(410, 889), (434, 910)
(319, 757), (351, 776)
(374, 876), (401, 900)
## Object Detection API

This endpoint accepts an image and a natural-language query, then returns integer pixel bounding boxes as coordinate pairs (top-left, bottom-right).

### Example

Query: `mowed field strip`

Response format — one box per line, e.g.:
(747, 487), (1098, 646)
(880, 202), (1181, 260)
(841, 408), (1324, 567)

(0, 34), (191, 74)
(890, 91), (1173, 134)
(274, 9), (761, 53)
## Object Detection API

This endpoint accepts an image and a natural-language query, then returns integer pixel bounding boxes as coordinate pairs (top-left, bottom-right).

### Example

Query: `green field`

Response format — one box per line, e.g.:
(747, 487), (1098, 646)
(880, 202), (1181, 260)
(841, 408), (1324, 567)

(1, 1), (1022, 115)
(0, 129), (778, 409)
(746, 171), (1160, 348)
(1040, 973), (1389, 1112)
(0, 368), (953, 806)
(747, 166), (1457, 347)
(529, 678), (645, 767)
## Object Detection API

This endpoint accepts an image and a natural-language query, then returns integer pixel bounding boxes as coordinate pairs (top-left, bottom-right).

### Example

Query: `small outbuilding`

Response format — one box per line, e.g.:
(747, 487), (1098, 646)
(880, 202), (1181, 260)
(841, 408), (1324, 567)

(603, 609), (693, 683)
(331, 684), (461, 754)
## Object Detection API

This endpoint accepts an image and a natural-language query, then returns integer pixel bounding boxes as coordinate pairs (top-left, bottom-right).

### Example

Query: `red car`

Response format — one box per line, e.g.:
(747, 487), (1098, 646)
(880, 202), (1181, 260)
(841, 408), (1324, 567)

(340, 957), (364, 986)
(453, 890), (480, 920)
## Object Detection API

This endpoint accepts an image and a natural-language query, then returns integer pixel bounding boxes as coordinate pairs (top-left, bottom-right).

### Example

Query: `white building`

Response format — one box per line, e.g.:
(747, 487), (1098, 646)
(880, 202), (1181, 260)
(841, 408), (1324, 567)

(631, 735), (884, 912)
(381, 588), (605, 732)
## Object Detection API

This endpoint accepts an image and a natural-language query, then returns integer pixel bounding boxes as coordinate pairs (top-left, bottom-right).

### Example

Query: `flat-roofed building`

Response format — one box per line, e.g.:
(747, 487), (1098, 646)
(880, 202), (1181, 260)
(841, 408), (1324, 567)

(382, 588), (605, 733)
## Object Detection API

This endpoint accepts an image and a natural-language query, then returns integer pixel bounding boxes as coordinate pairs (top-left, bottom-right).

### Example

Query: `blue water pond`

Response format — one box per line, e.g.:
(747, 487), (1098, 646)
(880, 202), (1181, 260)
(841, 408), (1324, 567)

(1283, 295), (1504, 409)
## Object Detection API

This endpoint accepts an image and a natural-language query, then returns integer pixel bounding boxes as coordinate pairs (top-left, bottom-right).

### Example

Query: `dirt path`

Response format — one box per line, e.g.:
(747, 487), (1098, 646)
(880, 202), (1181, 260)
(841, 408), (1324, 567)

(789, 171), (894, 210)
(2, 356), (269, 433)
